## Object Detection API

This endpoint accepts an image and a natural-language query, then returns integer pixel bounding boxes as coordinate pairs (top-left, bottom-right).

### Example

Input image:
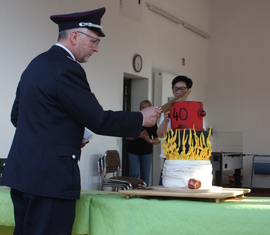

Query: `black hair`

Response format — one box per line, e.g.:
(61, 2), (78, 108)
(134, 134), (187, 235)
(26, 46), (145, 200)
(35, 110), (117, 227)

(171, 76), (193, 89)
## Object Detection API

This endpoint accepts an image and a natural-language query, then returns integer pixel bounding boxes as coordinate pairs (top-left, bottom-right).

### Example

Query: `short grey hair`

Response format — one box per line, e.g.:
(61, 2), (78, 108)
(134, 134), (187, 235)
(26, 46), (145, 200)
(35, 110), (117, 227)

(57, 28), (88, 41)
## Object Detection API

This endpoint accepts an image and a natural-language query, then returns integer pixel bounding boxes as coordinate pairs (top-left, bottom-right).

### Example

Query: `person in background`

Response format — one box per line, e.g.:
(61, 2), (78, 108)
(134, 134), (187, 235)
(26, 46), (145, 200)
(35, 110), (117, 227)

(1, 7), (161, 235)
(127, 100), (159, 186)
(157, 75), (193, 185)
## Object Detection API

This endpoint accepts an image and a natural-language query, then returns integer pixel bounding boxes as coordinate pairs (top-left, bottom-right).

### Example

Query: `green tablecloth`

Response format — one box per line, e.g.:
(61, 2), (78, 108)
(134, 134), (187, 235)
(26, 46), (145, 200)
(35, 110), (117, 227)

(1, 187), (270, 235)
(89, 193), (270, 235)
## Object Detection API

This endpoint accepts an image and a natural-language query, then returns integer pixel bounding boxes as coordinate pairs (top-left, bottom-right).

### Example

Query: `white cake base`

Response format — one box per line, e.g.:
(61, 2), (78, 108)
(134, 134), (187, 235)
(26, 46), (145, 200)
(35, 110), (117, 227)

(162, 160), (213, 189)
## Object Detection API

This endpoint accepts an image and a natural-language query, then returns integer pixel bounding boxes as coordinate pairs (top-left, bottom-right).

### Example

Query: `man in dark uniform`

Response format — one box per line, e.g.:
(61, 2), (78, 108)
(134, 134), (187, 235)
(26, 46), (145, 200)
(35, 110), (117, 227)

(1, 7), (161, 235)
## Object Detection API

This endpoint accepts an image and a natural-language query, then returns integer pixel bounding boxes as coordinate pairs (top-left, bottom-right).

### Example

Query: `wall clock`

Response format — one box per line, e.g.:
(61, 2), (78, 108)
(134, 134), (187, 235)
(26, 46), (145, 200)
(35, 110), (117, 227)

(132, 54), (143, 72)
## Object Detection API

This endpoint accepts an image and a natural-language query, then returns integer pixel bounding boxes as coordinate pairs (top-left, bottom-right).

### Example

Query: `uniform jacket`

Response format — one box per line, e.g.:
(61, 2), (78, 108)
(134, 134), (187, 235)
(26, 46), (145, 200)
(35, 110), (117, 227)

(1, 45), (142, 199)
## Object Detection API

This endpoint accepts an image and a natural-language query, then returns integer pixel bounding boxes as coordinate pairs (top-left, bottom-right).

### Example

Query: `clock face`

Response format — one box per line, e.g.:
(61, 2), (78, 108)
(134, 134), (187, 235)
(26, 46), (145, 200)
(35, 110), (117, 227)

(133, 54), (143, 72)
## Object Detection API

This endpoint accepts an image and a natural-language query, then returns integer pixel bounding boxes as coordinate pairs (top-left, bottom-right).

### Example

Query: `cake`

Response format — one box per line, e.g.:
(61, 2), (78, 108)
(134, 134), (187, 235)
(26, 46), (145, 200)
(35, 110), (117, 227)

(161, 101), (212, 189)
(162, 160), (213, 189)
(169, 101), (206, 131)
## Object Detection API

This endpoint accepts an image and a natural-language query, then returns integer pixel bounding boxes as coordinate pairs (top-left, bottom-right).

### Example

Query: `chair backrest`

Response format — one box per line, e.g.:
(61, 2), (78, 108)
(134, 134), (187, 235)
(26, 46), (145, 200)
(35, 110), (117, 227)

(0, 159), (7, 185)
(103, 150), (121, 177)
(0, 159), (6, 174)
(97, 157), (105, 175)
(97, 156), (104, 190)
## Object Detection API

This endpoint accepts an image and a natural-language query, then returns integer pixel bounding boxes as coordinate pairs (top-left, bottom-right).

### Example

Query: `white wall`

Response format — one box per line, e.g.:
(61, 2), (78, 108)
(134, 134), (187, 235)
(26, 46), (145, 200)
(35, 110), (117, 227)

(208, 0), (270, 153)
(1, 0), (208, 190)
(2, 0), (270, 190)
(208, 0), (270, 187)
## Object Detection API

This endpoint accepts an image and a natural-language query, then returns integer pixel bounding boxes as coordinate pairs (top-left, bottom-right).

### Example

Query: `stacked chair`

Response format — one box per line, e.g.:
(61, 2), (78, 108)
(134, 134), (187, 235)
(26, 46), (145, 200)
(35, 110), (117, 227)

(0, 159), (6, 185)
(97, 150), (146, 191)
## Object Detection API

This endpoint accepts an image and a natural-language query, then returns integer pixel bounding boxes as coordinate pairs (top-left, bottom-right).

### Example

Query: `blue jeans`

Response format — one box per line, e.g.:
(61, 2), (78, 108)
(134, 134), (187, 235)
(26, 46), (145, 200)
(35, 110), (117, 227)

(128, 152), (152, 186)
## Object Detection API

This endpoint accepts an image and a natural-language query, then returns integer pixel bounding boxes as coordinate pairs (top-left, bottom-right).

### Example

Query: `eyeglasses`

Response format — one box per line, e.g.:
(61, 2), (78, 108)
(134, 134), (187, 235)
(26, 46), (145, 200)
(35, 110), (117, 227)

(76, 31), (100, 46)
(172, 86), (188, 92)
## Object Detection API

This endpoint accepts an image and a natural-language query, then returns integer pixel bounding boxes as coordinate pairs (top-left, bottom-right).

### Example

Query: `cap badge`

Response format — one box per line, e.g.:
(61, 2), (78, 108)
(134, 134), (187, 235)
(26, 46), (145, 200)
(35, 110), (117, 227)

(79, 22), (102, 29)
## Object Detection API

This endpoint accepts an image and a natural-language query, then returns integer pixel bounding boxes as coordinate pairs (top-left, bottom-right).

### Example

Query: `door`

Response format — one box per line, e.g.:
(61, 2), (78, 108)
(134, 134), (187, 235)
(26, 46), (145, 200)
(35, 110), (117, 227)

(122, 74), (149, 176)
(152, 71), (176, 185)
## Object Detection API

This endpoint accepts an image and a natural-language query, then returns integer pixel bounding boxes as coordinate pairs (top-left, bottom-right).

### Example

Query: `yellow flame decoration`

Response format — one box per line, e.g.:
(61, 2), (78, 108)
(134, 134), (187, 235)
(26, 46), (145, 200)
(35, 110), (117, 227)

(162, 127), (212, 160)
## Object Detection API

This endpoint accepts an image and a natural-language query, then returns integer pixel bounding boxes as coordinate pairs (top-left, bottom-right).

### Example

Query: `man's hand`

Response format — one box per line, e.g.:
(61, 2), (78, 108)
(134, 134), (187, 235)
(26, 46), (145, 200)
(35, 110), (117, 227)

(140, 106), (161, 127)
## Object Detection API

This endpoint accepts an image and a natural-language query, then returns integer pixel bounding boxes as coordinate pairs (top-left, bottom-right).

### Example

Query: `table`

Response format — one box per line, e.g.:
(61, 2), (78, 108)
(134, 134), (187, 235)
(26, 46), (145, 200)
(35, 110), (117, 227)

(211, 152), (243, 187)
(1, 187), (270, 235)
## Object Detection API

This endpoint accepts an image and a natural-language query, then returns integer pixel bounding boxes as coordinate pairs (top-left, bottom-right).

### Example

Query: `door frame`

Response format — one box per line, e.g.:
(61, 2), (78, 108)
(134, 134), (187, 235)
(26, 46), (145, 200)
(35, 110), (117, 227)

(122, 73), (149, 176)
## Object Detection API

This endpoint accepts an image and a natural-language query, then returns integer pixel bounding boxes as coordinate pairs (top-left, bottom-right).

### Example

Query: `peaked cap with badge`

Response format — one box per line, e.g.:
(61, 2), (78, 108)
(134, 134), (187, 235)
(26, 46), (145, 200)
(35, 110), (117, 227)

(50, 7), (106, 37)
